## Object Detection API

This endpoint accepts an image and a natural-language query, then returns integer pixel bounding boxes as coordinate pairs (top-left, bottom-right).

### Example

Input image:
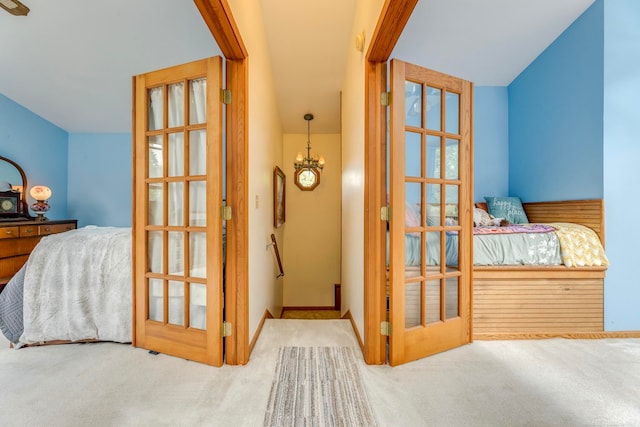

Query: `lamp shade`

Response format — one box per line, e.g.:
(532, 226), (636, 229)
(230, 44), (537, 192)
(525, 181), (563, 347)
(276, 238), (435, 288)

(30, 185), (52, 201)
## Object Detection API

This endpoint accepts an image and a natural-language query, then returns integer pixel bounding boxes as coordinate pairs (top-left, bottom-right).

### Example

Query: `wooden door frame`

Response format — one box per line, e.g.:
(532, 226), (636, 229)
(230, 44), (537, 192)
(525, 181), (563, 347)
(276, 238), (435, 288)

(363, 0), (418, 365)
(194, 0), (249, 365)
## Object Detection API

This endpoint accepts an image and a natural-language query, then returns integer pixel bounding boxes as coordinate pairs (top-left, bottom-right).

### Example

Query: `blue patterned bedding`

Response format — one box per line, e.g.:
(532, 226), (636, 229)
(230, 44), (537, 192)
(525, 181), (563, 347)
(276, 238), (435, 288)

(0, 264), (25, 344)
(400, 229), (563, 267)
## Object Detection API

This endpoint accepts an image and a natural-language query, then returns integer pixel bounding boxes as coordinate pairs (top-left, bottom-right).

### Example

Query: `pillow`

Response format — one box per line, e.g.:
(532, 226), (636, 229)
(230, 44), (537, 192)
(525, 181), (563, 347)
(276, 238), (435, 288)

(475, 202), (488, 213)
(473, 207), (493, 226)
(484, 196), (529, 224)
(0, 265), (26, 344)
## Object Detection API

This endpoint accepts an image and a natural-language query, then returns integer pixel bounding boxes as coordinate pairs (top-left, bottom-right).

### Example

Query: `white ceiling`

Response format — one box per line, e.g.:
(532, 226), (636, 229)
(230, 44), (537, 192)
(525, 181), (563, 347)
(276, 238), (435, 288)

(0, 0), (594, 135)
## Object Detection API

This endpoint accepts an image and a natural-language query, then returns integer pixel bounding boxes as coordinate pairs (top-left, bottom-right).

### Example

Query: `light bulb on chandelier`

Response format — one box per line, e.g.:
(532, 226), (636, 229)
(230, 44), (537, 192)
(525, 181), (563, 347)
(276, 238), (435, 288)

(293, 113), (324, 172)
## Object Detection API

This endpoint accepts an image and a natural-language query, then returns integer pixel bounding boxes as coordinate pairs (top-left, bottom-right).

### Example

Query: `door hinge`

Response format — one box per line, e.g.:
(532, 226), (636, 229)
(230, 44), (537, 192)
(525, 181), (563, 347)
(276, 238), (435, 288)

(221, 205), (232, 220)
(381, 321), (391, 336)
(222, 321), (232, 337)
(380, 206), (391, 221)
(381, 91), (391, 106)
(221, 89), (232, 105)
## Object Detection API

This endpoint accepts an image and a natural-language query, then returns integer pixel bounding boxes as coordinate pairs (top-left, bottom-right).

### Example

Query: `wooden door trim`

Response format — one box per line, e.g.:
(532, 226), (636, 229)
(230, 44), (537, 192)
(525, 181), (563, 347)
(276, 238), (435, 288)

(194, 0), (247, 60)
(363, 0), (417, 365)
(195, 0), (249, 365)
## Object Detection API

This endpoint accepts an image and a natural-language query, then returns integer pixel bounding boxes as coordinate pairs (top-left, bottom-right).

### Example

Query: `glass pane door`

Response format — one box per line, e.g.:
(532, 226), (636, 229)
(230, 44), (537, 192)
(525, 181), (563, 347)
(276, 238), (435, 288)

(389, 59), (472, 366)
(134, 57), (223, 366)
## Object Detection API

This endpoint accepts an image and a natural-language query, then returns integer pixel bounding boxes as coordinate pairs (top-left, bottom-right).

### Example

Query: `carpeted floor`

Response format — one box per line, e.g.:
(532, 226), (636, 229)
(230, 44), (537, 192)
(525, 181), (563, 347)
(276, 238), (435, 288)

(280, 310), (342, 319)
(1, 319), (640, 426)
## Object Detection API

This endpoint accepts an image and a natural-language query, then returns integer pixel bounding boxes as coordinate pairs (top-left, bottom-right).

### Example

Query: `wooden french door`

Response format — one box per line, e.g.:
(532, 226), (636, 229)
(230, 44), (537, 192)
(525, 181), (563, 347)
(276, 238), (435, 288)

(133, 57), (224, 366)
(388, 59), (473, 366)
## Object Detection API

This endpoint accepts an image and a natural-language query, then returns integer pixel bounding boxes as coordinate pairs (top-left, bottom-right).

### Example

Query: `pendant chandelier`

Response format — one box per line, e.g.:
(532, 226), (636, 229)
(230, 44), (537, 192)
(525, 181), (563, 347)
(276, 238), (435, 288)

(294, 113), (325, 171)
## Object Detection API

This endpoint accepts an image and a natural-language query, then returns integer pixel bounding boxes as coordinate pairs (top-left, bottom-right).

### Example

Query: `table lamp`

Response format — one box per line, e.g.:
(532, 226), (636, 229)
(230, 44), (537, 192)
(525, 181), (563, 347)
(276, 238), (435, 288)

(30, 185), (52, 221)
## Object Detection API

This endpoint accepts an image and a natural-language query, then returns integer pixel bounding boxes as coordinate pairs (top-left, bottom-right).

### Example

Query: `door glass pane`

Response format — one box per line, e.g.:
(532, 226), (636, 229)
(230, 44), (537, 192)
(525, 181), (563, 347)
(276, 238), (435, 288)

(405, 81), (422, 128)
(445, 185), (459, 224)
(446, 277), (459, 319)
(189, 78), (207, 125)
(425, 278), (441, 324)
(426, 184), (440, 226)
(445, 138), (459, 180)
(168, 231), (184, 276)
(405, 282), (421, 328)
(426, 135), (440, 179)
(190, 283), (207, 330)
(189, 232), (206, 278)
(405, 232), (422, 266)
(148, 278), (164, 322)
(168, 280), (184, 326)
(426, 231), (440, 266)
(426, 86), (441, 131)
(446, 91), (460, 134)
(148, 86), (163, 131)
(148, 183), (163, 226)
(189, 130), (207, 175)
(168, 133), (184, 177)
(189, 181), (206, 226)
(405, 182), (421, 229)
(168, 182), (184, 226)
(405, 132), (421, 177)
(168, 82), (184, 128)
(148, 231), (163, 273)
(148, 135), (163, 178)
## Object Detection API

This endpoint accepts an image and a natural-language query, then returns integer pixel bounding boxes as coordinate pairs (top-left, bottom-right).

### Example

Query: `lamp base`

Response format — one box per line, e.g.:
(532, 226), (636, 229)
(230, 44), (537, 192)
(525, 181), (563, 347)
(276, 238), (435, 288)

(33, 213), (49, 222)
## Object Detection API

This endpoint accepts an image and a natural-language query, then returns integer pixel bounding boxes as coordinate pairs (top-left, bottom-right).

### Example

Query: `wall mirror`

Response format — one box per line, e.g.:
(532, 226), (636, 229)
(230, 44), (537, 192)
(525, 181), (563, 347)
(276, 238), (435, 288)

(0, 155), (30, 218)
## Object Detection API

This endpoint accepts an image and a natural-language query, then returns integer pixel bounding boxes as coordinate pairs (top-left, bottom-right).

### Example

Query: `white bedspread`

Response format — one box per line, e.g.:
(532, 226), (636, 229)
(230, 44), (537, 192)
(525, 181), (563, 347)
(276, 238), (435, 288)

(19, 226), (132, 346)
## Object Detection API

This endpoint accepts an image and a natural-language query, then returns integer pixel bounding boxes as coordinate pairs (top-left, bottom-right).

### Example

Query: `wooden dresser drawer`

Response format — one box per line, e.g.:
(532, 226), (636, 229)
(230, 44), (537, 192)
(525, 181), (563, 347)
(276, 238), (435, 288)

(0, 226), (19, 239)
(19, 224), (38, 237)
(0, 219), (77, 287)
(39, 223), (75, 236)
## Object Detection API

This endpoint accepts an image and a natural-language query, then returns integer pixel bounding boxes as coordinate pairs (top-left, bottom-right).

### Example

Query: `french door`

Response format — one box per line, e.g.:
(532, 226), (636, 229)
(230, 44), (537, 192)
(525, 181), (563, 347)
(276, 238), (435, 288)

(133, 57), (225, 366)
(388, 59), (473, 366)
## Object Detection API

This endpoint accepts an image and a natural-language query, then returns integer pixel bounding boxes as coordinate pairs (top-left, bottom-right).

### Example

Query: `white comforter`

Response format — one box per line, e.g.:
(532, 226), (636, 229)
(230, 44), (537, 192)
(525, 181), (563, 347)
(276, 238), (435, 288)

(19, 226), (132, 346)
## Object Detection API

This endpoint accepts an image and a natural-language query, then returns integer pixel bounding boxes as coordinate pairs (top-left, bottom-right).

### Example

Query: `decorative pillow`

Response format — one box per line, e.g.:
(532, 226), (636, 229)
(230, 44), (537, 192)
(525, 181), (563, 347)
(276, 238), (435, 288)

(473, 207), (493, 226)
(475, 202), (488, 213)
(484, 196), (529, 224)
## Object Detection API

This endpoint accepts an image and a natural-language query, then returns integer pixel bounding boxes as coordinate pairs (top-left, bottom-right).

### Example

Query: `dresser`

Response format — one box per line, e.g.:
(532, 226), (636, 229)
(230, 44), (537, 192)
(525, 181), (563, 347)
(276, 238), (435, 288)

(0, 219), (77, 291)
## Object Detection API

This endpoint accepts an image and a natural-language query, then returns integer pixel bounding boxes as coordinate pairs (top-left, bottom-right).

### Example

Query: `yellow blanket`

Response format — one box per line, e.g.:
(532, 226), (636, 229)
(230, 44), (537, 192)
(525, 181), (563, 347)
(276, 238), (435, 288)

(549, 222), (609, 268)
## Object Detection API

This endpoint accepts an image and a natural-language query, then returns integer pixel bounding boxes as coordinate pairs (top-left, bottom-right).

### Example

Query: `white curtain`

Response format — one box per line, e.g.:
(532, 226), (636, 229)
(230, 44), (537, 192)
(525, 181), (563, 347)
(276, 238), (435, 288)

(146, 78), (209, 330)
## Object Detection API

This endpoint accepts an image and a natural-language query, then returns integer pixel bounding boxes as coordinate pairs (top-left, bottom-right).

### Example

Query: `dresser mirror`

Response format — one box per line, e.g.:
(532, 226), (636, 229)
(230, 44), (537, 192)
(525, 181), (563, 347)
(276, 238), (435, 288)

(0, 155), (31, 219)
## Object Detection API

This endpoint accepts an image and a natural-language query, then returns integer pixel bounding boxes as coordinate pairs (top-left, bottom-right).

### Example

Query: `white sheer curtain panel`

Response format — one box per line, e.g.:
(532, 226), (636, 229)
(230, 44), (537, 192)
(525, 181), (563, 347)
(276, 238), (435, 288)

(147, 78), (209, 328)
(190, 78), (207, 124)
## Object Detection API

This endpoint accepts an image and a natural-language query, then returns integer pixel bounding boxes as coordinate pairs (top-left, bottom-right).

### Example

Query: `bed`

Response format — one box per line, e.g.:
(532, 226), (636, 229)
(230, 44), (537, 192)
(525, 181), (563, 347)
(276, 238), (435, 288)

(0, 226), (132, 347)
(473, 199), (608, 339)
(394, 198), (609, 339)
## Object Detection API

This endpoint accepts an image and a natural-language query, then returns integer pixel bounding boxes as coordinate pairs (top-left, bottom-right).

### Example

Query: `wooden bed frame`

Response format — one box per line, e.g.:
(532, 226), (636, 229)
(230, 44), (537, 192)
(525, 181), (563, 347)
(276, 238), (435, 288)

(473, 199), (607, 340)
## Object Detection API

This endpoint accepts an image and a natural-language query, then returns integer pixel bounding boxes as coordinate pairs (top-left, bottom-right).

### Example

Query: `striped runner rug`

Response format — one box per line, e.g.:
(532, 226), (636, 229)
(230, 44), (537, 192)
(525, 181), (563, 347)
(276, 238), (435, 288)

(264, 347), (378, 426)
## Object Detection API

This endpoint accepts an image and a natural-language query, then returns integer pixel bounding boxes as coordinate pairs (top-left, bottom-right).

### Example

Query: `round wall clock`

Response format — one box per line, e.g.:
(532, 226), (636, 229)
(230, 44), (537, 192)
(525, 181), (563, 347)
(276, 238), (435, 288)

(294, 168), (320, 191)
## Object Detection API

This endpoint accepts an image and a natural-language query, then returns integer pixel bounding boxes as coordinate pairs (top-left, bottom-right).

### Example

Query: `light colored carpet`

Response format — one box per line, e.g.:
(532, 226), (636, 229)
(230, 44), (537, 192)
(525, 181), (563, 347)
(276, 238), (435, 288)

(264, 346), (377, 426)
(280, 310), (341, 319)
(1, 320), (640, 426)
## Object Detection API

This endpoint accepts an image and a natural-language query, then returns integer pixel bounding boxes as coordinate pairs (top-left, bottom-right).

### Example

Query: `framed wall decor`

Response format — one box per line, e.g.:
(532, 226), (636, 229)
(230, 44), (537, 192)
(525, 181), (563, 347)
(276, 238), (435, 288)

(273, 166), (286, 227)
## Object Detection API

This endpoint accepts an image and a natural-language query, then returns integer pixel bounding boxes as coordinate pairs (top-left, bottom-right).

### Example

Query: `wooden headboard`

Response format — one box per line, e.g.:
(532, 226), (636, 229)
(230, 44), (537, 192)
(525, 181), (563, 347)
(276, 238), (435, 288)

(523, 199), (605, 246)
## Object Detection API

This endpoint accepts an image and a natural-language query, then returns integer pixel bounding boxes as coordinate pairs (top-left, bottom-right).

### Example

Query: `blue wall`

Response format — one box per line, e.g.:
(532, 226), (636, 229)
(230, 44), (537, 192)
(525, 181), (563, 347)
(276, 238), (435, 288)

(473, 86), (509, 201)
(0, 94), (132, 227)
(508, 1), (604, 202)
(508, 0), (640, 331)
(0, 94), (69, 220)
(602, 0), (640, 330)
(68, 133), (132, 227)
